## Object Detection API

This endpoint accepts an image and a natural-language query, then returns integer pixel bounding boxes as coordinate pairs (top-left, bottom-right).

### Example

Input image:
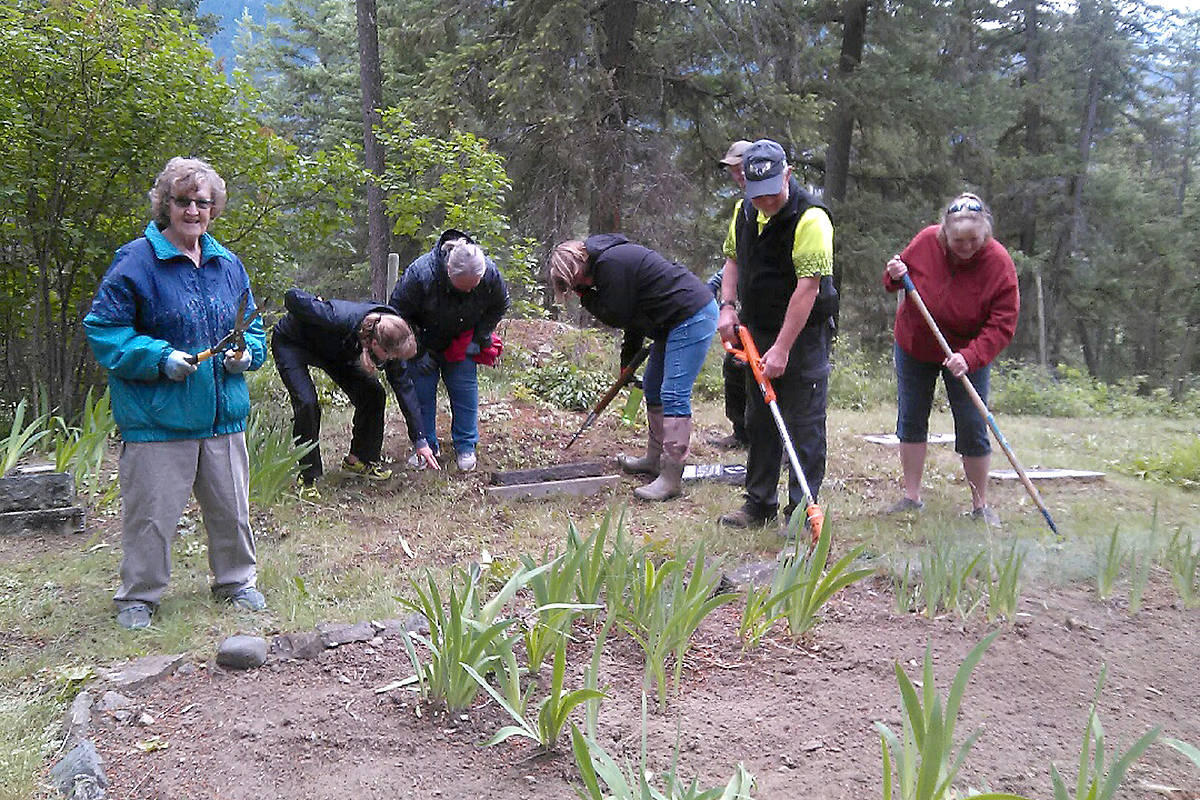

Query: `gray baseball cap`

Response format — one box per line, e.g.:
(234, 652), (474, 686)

(719, 140), (753, 166)
(742, 139), (788, 198)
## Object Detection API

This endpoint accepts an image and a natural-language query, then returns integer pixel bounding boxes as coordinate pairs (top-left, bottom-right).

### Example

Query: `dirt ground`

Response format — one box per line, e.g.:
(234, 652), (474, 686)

(29, 319), (1200, 799)
(90, 579), (1198, 799)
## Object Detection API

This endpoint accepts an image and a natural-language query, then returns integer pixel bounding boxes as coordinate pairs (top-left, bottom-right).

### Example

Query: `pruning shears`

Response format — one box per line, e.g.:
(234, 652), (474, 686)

(186, 289), (261, 365)
(723, 325), (824, 543)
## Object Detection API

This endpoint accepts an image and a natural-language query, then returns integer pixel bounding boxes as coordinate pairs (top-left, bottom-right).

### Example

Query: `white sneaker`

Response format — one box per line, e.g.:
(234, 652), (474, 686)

(456, 451), (477, 471)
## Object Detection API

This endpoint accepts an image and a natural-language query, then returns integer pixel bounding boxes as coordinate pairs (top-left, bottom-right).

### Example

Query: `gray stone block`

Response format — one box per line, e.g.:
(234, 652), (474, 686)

(216, 635), (268, 670)
(317, 621), (376, 647)
(95, 654), (185, 692)
(49, 740), (108, 796)
(724, 559), (778, 589)
(0, 471), (75, 512)
(270, 631), (325, 660)
(63, 691), (92, 747)
(0, 506), (86, 536)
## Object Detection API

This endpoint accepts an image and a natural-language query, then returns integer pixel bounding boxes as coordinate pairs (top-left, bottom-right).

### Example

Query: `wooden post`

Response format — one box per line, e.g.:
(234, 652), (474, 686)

(1035, 268), (1047, 369)
(386, 253), (399, 303)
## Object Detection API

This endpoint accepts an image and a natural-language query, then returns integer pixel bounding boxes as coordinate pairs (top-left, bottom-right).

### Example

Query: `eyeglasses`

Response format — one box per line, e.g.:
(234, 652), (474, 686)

(947, 198), (983, 214)
(169, 195), (215, 210)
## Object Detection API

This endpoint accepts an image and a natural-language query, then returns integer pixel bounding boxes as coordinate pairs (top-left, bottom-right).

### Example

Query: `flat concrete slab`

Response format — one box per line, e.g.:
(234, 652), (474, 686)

(682, 463), (745, 485)
(490, 461), (609, 486)
(990, 468), (1105, 481)
(861, 433), (955, 446)
(487, 474), (620, 500)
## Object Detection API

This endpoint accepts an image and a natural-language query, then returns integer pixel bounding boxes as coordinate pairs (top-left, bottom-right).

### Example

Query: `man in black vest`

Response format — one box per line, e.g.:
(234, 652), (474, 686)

(715, 139), (837, 530)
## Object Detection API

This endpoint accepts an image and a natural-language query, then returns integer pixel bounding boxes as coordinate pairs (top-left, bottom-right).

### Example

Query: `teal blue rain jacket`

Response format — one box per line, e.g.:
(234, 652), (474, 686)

(83, 223), (267, 442)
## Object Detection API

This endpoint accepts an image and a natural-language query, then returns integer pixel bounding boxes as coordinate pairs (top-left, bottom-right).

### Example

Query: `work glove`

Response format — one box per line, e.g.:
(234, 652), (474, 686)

(224, 348), (252, 374)
(163, 350), (198, 382)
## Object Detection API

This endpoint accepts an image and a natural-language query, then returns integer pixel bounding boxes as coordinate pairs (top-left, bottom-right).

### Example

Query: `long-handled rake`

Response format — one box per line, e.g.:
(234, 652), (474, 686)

(724, 325), (823, 543)
(563, 345), (651, 450)
(899, 273), (1060, 537)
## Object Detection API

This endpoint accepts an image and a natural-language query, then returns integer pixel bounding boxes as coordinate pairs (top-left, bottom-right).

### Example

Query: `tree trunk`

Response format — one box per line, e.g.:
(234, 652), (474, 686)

(589, 0), (637, 233)
(1044, 2), (1104, 371)
(823, 0), (869, 206)
(1018, 0), (1042, 260)
(356, 0), (387, 300)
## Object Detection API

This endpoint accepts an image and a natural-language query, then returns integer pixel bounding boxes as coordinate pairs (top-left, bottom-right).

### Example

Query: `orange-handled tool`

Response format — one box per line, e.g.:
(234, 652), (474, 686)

(185, 289), (261, 365)
(723, 325), (823, 543)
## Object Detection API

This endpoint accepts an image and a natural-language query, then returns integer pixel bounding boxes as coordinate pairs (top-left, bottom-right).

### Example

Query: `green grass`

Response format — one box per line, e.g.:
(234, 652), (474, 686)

(2, 344), (1199, 797)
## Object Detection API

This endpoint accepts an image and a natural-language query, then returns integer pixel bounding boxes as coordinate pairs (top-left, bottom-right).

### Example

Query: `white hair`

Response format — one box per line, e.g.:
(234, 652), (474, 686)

(442, 239), (487, 281)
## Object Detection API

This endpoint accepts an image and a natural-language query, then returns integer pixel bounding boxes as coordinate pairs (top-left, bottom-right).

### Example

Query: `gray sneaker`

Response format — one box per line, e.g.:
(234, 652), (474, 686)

(228, 586), (267, 612)
(966, 506), (1001, 528)
(116, 603), (153, 630)
(456, 451), (477, 472)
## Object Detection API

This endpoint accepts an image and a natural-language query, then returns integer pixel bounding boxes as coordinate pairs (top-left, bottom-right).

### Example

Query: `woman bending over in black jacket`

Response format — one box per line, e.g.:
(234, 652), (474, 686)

(271, 288), (439, 491)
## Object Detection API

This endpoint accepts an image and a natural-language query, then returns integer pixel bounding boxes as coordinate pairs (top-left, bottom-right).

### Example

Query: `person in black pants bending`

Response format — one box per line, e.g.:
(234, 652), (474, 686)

(271, 288), (439, 490)
(716, 140), (838, 531)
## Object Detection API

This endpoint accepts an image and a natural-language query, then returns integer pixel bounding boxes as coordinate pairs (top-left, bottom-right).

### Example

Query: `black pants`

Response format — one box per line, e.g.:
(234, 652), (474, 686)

(271, 335), (386, 483)
(742, 327), (829, 517)
(722, 352), (748, 440)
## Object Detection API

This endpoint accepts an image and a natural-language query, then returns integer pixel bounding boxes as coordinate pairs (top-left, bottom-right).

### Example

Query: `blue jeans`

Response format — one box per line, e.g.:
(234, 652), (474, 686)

(894, 343), (990, 457)
(412, 356), (478, 456)
(642, 300), (718, 416)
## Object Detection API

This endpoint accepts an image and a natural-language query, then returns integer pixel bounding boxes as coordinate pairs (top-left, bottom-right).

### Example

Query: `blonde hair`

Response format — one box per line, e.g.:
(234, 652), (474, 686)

(937, 192), (993, 247)
(360, 312), (417, 364)
(442, 238), (488, 281)
(149, 157), (228, 227)
(547, 240), (589, 295)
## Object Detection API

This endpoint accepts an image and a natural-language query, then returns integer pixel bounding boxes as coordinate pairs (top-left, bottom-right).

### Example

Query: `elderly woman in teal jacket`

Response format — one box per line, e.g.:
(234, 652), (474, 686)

(84, 157), (267, 630)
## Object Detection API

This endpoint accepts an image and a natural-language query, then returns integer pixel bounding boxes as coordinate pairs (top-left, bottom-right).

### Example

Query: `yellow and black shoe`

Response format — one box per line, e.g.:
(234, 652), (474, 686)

(296, 481), (321, 501)
(342, 456), (393, 480)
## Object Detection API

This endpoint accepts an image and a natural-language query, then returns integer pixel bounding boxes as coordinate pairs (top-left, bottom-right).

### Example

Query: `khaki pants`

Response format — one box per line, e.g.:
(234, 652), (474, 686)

(114, 433), (256, 607)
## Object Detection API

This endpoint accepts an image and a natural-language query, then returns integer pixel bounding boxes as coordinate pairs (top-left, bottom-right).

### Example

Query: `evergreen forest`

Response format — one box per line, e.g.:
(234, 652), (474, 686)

(2, 0), (1198, 414)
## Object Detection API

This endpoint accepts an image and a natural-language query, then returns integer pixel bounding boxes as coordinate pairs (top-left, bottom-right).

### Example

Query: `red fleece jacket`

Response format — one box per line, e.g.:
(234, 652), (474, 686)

(883, 226), (1019, 371)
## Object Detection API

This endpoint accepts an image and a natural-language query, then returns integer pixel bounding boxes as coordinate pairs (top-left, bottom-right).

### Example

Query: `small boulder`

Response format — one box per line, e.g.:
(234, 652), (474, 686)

(216, 635), (268, 670)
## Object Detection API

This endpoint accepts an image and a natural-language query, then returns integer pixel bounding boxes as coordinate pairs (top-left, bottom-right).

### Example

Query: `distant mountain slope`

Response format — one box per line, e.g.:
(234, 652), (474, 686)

(198, 0), (271, 71)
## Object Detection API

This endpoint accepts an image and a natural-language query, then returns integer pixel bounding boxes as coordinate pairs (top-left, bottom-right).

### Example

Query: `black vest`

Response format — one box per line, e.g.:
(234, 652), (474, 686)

(735, 178), (838, 334)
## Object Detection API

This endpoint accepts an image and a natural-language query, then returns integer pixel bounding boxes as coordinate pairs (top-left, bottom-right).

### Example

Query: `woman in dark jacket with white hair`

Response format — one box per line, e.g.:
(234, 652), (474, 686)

(387, 229), (509, 471)
(548, 234), (718, 501)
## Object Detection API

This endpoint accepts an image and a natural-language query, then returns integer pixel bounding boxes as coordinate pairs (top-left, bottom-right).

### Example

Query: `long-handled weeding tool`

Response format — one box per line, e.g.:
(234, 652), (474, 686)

(898, 273), (1060, 537)
(723, 325), (823, 543)
(186, 289), (261, 365)
(563, 345), (651, 450)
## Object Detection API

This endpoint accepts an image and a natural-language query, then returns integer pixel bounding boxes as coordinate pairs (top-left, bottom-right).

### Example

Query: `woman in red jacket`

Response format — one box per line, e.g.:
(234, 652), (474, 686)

(882, 193), (1019, 527)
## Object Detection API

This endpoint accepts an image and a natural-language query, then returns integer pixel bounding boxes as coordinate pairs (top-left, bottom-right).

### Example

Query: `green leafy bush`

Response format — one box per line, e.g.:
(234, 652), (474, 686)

(513, 362), (610, 412)
(1132, 437), (1200, 490)
(829, 343), (895, 411)
(992, 362), (1200, 418)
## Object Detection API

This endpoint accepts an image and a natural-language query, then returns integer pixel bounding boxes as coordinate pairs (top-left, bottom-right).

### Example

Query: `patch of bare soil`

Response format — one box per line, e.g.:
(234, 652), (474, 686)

(90, 579), (1199, 800)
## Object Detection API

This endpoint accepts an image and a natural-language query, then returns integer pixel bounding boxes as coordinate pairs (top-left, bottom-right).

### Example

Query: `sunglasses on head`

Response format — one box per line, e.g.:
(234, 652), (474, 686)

(947, 198), (983, 214)
(170, 195), (214, 210)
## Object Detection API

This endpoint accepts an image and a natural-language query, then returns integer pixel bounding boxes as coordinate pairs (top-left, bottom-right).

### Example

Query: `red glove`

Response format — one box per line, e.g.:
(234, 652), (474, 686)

(472, 333), (503, 366)
(441, 329), (473, 363)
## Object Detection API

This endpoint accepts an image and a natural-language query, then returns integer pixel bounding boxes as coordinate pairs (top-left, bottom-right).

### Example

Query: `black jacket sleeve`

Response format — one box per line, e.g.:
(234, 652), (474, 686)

(383, 360), (427, 449)
(284, 288), (344, 331)
(472, 267), (510, 346)
(619, 331), (645, 370)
